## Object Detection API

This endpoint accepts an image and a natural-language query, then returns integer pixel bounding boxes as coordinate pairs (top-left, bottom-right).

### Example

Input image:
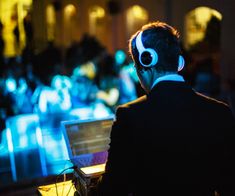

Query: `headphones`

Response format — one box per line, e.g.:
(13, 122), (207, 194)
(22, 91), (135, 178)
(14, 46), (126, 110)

(135, 31), (185, 71)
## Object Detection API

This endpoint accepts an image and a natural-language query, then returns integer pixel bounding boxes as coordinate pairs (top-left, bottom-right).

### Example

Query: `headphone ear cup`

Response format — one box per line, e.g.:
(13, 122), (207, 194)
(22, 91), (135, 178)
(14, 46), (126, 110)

(178, 55), (185, 71)
(136, 31), (158, 68)
(139, 48), (158, 68)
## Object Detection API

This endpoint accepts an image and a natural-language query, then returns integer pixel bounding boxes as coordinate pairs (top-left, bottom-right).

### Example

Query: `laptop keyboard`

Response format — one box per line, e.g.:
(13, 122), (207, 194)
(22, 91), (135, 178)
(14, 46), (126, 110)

(72, 151), (108, 167)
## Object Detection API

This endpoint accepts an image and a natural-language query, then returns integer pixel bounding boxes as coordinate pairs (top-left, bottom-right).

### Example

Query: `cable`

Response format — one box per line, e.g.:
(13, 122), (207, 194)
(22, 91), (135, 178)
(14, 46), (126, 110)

(71, 170), (82, 196)
(61, 173), (65, 196)
(65, 181), (73, 196)
(66, 171), (76, 196)
(55, 165), (77, 196)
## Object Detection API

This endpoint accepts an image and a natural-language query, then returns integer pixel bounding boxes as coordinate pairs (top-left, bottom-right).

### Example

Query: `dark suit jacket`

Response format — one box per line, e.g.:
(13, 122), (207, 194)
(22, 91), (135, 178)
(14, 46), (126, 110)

(97, 81), (235, 196)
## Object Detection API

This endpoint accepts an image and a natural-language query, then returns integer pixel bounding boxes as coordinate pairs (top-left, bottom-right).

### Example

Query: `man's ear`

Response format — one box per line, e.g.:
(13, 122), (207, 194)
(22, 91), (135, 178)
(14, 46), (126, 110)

(178, 55), (185, 71)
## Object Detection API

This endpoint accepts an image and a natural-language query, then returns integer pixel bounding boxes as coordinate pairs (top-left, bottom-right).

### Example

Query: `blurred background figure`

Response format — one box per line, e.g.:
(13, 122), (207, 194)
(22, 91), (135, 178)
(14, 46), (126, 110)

(95, 54), (120, 112)
(70, 61), (98, 108)
(0, 21), (5, 72)
(33, 41), (63, 85)
(193, 57), (220, 98)
(37, 75), (72, 114)
(114, 49), (138, 104)
(23, 12), (33, 50)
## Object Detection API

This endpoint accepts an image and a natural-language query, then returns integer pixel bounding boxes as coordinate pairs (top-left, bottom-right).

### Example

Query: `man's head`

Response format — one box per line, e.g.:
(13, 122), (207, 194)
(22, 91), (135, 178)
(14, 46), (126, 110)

(129, 21), (184, 93)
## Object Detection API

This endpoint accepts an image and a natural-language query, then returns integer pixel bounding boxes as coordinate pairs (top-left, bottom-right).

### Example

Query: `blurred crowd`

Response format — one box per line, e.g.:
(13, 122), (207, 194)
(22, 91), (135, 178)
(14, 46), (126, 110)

(0, 15), (233, 134)
(0, 33), (140, 132)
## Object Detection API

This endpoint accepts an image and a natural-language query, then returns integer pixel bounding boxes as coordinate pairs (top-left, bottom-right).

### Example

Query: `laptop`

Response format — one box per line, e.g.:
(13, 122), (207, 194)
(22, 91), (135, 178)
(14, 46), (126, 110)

(61, 116), (114, 175)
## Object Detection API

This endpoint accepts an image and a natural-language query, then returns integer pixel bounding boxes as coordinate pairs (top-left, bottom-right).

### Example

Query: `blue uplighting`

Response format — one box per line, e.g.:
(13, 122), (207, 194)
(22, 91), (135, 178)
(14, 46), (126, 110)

(5, 78), (17, 92)
(6, 128), (13, 153)
(115, 49), (126, 65)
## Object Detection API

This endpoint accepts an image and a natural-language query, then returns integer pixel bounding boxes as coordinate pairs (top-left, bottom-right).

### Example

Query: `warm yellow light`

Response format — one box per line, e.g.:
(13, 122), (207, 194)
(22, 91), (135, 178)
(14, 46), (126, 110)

(195, 7), (222, 27)
(64, 4), (76, 17)
(185, 6), (222, 49)
(132, 5), (148, 20)
(0, 0), (32, 57)
(89, 6), (105, 18)
(82, 61), (96, 80)
(46, 5), (56, 25)
(126, 5), (149, 38)
(211, 10), (222, 20)
(38, 180), (76, 196)
(80, 163), (106, 175)
(46, 4), (56, 41)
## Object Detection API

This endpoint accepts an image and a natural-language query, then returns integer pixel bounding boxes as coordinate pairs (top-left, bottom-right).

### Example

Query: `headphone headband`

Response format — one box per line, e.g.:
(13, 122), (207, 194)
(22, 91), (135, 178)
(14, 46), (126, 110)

(135, 31), (184, 71)
(136, 32), (145, 54)
(136, 31), (158, 68)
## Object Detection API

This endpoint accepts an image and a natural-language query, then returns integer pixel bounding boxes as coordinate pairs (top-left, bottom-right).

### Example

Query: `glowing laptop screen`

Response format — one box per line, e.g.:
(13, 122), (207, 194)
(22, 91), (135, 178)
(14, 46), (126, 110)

(62, 117), (113, 157)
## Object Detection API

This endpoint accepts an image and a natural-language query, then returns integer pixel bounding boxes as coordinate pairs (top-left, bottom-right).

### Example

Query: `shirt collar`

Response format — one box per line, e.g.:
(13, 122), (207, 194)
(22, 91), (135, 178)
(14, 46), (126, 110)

(151, 74), (185, 90)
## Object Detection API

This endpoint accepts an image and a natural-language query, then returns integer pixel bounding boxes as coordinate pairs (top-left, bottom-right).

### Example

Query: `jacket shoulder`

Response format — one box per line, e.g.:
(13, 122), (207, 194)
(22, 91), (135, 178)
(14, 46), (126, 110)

(118, 95), (147, 109)
(196, 92), (229, 108)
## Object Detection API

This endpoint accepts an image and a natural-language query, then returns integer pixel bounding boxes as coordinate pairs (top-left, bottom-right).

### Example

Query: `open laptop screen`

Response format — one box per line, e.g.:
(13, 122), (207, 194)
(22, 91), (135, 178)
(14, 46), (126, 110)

(62, 117), (114, 157)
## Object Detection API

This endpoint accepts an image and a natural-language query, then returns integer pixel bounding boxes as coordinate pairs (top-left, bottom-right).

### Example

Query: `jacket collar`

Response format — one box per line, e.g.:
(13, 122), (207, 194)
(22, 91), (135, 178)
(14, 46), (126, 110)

(151, 74), (185, 90)
(148, 80), (194, 99)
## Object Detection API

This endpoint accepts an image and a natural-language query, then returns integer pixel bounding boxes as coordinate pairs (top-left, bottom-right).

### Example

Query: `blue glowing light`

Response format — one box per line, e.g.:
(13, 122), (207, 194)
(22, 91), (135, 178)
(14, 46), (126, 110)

(16, 119), (27, 134)
(60, 89), (72, 111)
(70, 107), (93, 119)
(123, 63), (139, 82)
(36, 127), (43, 148)
(6, 127), (17, 182)
(5, 78), (17, 92)
(115, 49), (126, 65)
(36, 127), (47, 176)
(38, 85), (72, 113)
(0, 130), (9, 155)
(38, 88), (59, 113)
(73, 67), (81, 77)
(19, 135), (28, 148)
(63, 76), (72, 89)
(18, 78), (28, 94)
(42, 134), (69, 161)
(7, 114), (40, 149)
(6, 128), (14, 153)
(51, 75), (72, 90)
(52, 75), (62, 89)
(93, 103), (112, 119)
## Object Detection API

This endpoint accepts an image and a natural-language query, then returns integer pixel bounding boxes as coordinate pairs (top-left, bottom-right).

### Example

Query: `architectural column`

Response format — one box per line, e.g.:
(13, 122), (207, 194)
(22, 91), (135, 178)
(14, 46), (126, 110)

(108, 0), (123, 53)
(54, 5), (63, 48)
(32, 0), (47, 52)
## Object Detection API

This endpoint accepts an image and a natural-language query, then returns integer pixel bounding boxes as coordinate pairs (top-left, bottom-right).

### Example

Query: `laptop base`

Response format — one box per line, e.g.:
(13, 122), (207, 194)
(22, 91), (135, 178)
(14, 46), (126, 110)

(74, 164), (105, 196)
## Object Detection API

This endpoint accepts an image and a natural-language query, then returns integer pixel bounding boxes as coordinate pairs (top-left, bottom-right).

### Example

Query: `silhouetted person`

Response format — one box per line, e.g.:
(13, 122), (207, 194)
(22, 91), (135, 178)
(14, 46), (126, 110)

(204, 15), (221, 51)
(23, 12), (34, 49)
(97, 21), (235, 196)
(0, 21), (5, 74)
(96, 54), (120, 112)
(194, 57), (220, 98)
(33, 41), (62, 85)
(13, 23), (20, 53)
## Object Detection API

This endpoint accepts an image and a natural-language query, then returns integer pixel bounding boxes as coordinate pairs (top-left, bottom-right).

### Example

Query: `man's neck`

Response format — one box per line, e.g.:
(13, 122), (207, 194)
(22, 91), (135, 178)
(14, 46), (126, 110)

(151, 73), (185, 90)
